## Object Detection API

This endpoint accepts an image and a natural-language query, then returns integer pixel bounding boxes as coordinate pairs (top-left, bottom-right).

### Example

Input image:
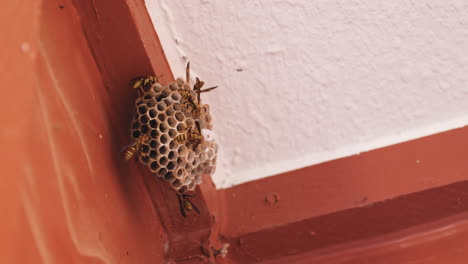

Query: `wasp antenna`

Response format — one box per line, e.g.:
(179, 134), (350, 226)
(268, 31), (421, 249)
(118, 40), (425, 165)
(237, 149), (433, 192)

(186, 62), (190, 84)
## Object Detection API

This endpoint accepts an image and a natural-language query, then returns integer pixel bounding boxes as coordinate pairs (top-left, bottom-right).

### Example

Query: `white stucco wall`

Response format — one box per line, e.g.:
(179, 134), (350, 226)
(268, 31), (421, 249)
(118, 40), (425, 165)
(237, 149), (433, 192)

(145, 0), (468, 189)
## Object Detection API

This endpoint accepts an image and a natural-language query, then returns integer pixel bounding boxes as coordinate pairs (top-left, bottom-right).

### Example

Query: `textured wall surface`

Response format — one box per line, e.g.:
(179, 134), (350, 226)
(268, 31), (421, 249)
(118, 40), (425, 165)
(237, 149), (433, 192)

(146, 0), (468, 188)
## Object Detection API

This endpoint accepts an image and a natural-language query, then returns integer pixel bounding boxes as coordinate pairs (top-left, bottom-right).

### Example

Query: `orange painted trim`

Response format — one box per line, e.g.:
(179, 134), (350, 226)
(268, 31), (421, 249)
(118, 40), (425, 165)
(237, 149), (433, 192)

(73, 0), (468, 261)
(73, 0), (221, 262)
(9, 0), (468, 262)
(1, 1), (41, 263)
(225, 180), (468, 263)
(3, 0), (176, 262)
(220, 125), (468, 238)
(266, 211), (468, 264)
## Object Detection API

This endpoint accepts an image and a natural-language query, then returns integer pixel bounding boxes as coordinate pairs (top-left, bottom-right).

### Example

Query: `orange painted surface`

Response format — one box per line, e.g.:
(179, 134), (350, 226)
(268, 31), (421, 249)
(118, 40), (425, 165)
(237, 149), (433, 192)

(262, 212), (468, 264)
(225, 181), (468, 263)
(71, 0), (221, 261)
(3, 0), (168, 263)
(220, 127), (468, 263)
(5, 0), (468, 263)
(220, 126), (468, 238)
(1, 1), (40, 263)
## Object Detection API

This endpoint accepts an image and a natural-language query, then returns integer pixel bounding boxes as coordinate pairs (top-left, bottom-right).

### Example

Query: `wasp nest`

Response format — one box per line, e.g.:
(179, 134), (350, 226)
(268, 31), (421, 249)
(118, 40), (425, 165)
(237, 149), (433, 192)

(130, 78), (218, 193)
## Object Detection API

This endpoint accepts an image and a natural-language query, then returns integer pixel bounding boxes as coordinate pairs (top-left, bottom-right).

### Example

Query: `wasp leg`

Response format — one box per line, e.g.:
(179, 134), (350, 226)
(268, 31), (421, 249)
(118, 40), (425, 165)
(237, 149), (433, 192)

(187, 96), (198, 107)
(134, 149), (140, 162)
(193, 140), (201, 150)
(139, 86), (145, 95)
(156, 74), (164, 82)
(177, 194), (187, 217)
(184, 102), (194, 112)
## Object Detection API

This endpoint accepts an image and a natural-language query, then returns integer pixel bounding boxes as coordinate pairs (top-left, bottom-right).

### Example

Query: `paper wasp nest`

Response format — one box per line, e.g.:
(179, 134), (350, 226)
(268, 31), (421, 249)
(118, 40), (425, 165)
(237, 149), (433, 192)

(130, 79), (218, 193)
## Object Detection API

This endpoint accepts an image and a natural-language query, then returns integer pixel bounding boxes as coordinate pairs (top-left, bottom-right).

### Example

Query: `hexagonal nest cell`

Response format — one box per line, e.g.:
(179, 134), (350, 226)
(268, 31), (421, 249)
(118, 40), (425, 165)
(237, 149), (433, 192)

(130, 79), (218, 193)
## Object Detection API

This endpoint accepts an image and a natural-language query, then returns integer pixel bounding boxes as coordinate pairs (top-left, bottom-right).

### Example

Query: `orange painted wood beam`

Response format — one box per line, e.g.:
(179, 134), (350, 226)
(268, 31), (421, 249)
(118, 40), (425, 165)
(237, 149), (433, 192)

(6, 0), (468, 263)
(225, 180), (468, 263)
(73, 0), (220, 262)
(220, 126), (468, 238)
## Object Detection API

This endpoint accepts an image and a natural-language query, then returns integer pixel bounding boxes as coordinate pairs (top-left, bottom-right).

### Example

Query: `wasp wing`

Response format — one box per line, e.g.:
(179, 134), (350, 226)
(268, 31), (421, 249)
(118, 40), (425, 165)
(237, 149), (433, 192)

(177, 195), (187, 217)
(120, 141), (137, 153)
(189, 199), (201, 215)
(200, 86), (218, 93)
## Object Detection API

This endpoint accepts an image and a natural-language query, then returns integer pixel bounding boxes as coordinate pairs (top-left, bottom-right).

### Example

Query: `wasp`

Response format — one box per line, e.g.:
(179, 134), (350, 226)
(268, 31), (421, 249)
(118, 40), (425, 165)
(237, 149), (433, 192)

(178, 62), (217, 118)
(190, 77), (217, 118)
(123, 134), (150, 161)
(177, 193), (200, 217)
(175, 122), (205, 149)
(129, 75), (163, 95)
(178, 62), (196, 100)
(178, 89), (193, 102)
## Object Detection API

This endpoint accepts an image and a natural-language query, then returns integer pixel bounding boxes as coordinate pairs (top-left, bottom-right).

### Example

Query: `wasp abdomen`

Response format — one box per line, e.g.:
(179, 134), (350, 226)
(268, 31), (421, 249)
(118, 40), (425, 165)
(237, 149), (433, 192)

(124, 146), (137, 160)
(175, 133), (188, 143)
(183, 200), (192, 211)
(123, 134), (150, 161)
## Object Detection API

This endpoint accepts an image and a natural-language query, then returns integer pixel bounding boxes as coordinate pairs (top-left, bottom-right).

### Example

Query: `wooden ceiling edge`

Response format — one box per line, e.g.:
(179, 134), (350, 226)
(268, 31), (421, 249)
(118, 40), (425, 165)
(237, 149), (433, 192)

(69, 0), (468, 263)
(219, 125), (468, 238)
(124, 0), (175, 81)
(223, 180), (468, 263)
(263, 212), (468, 264)
(70, 0), (222, 263)
(124, 2), (230, 261)
(125, 1), (227, 261)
